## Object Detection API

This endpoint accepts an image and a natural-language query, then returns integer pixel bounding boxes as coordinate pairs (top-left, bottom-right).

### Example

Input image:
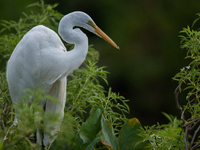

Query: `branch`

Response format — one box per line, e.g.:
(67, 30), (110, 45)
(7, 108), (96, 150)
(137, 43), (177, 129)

(191, 140), (200, 150)
(4, 124), (14, 141)
(184, 126), (191, 150)
(181, 108), (187, 123)
(174, 84), (183, 112)
(190, 124), (200, 149)
(182, 118), (200, 128)
(189, 119), (200, 131)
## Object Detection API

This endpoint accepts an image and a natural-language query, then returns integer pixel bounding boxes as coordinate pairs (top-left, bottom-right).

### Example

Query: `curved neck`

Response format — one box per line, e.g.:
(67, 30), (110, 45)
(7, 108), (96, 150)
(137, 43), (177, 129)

(58, 15), (89, 72)
(58, 14), (88, 44)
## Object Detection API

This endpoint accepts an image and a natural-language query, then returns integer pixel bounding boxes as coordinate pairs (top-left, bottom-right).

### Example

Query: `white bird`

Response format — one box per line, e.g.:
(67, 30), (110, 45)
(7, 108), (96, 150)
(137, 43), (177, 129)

(6, 11), (119, 146)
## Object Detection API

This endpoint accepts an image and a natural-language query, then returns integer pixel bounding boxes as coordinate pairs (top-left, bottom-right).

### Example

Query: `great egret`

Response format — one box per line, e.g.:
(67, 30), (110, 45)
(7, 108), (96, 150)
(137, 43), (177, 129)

(6, 11), (119, 146)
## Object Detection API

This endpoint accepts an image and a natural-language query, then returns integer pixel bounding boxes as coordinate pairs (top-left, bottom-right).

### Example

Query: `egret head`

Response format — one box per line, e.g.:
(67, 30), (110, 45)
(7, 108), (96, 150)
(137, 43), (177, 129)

(60, 11), (119, 49)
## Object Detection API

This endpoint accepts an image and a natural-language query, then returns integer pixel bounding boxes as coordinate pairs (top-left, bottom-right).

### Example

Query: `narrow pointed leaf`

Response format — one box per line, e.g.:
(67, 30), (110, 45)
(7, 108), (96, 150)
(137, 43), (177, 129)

(86, 136), (101, 150)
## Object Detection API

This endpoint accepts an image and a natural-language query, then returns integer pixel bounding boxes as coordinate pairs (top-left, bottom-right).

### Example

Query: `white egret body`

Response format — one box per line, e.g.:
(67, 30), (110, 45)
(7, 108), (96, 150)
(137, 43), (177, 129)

(6, 11), (118, 146)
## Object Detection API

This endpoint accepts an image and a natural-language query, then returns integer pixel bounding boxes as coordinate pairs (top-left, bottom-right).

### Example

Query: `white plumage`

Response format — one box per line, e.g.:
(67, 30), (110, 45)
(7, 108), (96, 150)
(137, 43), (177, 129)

(6, 11), (119, 146)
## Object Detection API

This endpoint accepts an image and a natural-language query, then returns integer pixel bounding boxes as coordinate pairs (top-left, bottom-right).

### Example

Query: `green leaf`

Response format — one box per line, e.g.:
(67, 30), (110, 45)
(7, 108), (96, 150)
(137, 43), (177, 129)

(118, 118), (150, 150)
(79, 108), (102, 148)
(101, 115), (119, 150)
(86, 136), (101, 150)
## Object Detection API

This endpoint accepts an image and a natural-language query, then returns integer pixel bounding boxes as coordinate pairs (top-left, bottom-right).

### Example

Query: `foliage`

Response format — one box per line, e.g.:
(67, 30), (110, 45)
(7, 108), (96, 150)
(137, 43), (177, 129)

(0, 1), (131, 150)
(100, 117), (150, 150)
(137, 13), (200, 150)
(66, 57), (129, 134)
(172, 14), (200, 149)
(139, 113), (184, 150)
(2, 0), (200, 150)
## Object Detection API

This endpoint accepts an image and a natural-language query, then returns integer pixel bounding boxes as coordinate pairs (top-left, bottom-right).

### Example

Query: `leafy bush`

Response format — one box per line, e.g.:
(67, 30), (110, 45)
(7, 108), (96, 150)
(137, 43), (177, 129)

(0, 1), (132, 150)
(140, 113), (184, 149)
(140, 14), (200, 150)
(172, 18), (200, 149)
(1, 1), (200, 150)
(138, 14), (200, 150)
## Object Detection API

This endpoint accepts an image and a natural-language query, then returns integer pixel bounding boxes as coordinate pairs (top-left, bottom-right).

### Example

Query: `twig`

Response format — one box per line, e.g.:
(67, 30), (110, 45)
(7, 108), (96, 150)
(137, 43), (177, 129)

(4, 124), (14, 141)
(181, 108), (186, 123)
(174, 85), (183, 112)
(174, 83), (187, 123)
(191, 141), (200, 150)
(184, 126), (189, 149)
(190, 124), (200, 149)
(189, 119), (200, 131)
(182, 118), (200, 128)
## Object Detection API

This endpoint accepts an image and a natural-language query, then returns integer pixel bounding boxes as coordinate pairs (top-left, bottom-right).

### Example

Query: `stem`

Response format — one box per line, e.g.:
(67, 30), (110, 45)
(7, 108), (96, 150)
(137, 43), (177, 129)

(70, 73), (91, 113)
(174, 83), (183, 114)
(4, 124), (14, 141)
(182, 118), (200, 128)
(190, 124), (200, 149)
(191, 141), (200, 150)
(189, 119), (200, 131)
(184, 127), (189, 149)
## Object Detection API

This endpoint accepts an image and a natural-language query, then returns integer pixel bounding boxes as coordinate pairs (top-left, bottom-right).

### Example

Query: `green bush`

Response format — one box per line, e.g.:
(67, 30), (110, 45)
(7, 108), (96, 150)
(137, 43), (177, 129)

(1, 1), (200, 150)
(139, 14), (200, 150)
(0, 1), (130, 149)
(172, 19), (200, 149)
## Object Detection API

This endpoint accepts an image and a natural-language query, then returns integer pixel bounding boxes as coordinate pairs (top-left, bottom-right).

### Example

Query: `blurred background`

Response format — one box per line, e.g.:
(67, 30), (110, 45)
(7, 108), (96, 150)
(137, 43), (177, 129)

(1, 0), (200, 126)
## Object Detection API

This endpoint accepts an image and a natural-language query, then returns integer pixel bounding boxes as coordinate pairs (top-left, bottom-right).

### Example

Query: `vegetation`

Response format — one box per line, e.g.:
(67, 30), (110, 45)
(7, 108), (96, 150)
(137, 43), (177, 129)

(0, 1), (200, 150)
(172, 18), (200, 149)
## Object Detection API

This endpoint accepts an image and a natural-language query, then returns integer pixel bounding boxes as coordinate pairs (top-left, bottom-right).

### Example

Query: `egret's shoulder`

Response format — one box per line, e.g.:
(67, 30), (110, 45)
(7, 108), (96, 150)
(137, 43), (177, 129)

(33, 25), (47, 29)
(29, 25), (54, 35)
(23, 25), (66, 51)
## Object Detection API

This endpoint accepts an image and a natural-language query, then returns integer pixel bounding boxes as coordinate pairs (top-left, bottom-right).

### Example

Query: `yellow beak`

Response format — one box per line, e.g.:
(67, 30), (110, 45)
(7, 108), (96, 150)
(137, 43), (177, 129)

(87, 21), (119, 49)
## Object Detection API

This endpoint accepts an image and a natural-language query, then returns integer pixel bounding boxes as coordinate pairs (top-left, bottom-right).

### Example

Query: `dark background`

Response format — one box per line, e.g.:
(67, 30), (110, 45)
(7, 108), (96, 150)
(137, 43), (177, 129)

(1, 0), (200, 126)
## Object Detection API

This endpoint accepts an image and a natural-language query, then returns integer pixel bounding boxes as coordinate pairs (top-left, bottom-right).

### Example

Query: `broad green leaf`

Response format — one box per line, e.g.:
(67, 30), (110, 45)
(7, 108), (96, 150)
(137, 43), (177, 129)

(118, 118), (150, 150)
(79, 108), (102, 148)
(101, 115), (119, 150)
